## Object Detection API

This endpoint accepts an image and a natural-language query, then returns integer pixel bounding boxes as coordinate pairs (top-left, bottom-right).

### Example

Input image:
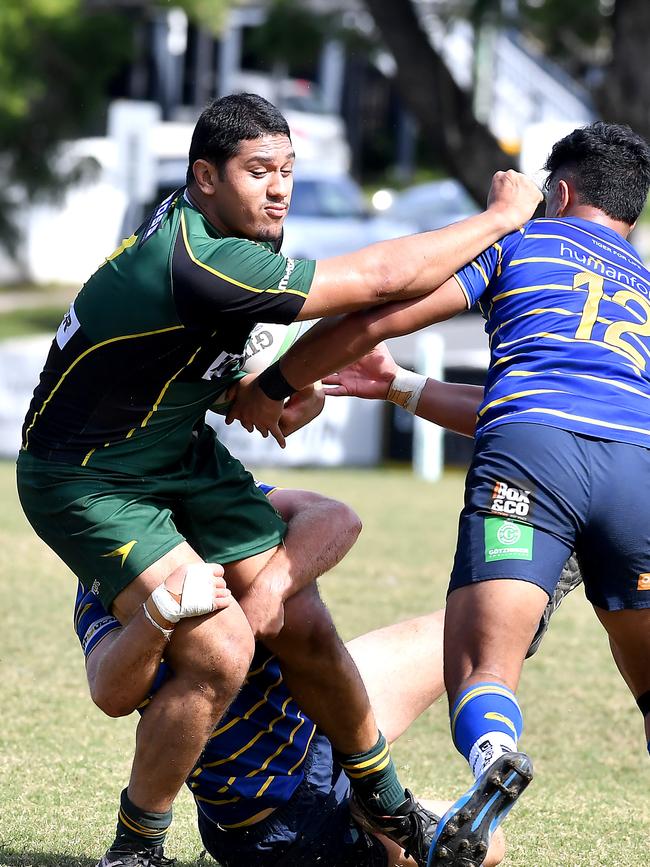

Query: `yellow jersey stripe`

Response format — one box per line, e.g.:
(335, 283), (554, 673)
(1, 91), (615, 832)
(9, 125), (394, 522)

(478, 388), (563, 417)
(504, 368), (650, 399)
(203, 698), (292, 768)
(452, 273), (472, 309)
(472, 260), (490, 287)
(22, 324), (184, 449)
(212, 807), (277, 829)
(245, 713), (308, 779)
(255, 775), (276, 798)
(508, 257), (648, 295)
(495, 329), (645, 369)
(180, 211), (308, 299)
(287, 724), (318, 775)
(210, 674), (283, 739)
(139, 345), (203, 429)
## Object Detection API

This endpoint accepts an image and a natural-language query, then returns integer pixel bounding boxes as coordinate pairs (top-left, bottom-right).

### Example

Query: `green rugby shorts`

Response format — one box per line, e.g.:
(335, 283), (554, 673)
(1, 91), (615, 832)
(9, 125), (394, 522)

(16, 427), (286, 612)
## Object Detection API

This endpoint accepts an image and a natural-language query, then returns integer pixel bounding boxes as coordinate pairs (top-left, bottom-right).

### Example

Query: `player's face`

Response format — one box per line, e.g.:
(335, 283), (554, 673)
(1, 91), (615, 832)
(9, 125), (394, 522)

(212, 135), (295, 243)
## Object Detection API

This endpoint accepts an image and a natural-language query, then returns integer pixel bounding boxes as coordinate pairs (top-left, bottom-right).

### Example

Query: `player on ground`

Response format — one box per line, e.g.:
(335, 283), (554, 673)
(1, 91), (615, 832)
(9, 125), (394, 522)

(232, 121), (650, 867)
(75, 483), (506, 867)
(16, 93), (542, 867)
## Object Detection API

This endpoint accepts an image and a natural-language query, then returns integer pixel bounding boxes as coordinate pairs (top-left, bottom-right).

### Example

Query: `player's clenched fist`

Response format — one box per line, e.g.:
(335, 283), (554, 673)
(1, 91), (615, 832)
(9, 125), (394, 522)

(487, 169), (543, 231)
(144, 562), (233, 637)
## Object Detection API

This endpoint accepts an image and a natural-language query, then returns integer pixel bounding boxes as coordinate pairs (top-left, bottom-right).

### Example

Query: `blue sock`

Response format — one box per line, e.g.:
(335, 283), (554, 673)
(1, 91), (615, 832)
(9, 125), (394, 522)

(451, 682), (523, 779)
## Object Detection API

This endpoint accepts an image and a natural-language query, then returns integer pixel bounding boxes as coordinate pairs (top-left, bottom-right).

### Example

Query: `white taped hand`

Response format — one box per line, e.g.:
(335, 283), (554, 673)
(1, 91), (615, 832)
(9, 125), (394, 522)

(151, 563), (220, 623)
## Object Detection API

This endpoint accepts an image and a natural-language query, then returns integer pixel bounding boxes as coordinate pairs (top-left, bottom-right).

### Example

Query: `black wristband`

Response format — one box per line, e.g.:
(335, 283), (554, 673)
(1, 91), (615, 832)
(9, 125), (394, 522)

(257, 360), (297, 401)
(637, 690), (650, 717)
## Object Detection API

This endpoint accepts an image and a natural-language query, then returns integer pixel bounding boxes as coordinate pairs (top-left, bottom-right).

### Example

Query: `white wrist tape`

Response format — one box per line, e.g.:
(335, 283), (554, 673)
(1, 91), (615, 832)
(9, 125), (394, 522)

(150, 564), (217, 623)
(142, 601), (174, 641)
(386, 368), (427, 414)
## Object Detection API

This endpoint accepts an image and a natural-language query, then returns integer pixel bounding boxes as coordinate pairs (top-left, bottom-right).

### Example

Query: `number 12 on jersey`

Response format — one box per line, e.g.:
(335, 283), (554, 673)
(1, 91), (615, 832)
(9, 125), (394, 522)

(573, 270), (650, 370)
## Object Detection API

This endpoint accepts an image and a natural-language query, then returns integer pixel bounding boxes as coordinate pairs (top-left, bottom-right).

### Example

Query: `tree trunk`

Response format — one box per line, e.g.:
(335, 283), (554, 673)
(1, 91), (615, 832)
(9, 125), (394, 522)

(362, 0), (510, 203)
(598, 0), (650, 144)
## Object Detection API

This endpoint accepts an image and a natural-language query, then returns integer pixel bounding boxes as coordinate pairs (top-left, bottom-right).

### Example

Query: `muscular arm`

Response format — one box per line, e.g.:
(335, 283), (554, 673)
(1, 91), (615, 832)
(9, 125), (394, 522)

(278, 276), (467, 393)
(235, 489), (362, 639)
(322, 341), (483, 437)
(297, 170), (540, 319)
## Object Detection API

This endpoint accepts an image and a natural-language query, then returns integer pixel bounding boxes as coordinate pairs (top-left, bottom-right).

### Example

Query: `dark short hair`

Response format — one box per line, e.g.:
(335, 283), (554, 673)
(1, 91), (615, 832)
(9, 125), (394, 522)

(544, 121), (650, 225)
(186, 93), (291, 184)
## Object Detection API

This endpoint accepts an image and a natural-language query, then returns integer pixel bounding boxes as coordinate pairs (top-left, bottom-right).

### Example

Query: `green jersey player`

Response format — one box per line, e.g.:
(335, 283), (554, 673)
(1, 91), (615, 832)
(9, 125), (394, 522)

(16, 93), (542, 867)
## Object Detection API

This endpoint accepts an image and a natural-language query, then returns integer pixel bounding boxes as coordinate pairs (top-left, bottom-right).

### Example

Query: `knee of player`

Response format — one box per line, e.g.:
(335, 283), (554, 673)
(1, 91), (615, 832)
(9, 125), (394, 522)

(89, 682), (137, 719)
(337, 502), (363, 544)
(173, 603), (255, 691)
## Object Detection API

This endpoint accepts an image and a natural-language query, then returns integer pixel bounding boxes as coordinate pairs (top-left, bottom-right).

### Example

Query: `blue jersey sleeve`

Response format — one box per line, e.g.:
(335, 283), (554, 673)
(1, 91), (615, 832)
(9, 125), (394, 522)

(73, 581), (172, 706)
(254, 480), (280, 497)
(454, 229), (525, 307)
(74, 582), (121, 658)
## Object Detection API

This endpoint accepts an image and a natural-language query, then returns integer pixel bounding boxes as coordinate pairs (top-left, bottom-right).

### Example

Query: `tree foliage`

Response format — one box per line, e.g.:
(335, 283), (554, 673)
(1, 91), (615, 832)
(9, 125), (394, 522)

(0, 1), (132, 251)
(0, 0), (231, 254)
(364, 0), (649, 201)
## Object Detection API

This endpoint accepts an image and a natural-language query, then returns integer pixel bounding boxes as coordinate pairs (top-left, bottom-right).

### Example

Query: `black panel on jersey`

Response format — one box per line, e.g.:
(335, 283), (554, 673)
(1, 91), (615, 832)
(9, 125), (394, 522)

(171, 230), (304, 328)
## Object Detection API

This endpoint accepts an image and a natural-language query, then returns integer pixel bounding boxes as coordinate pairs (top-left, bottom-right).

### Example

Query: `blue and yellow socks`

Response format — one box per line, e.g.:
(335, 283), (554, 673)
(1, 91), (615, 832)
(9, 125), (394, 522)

(451, 682), (523, 779)
(335, 732), (406, 814)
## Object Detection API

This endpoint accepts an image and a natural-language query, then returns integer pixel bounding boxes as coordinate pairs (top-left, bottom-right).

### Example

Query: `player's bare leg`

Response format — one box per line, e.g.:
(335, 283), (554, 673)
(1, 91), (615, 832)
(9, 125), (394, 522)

(427, 580), (547, 867)
(593, 606), (650, 747)
(226, 551), (436, 861)
(100, 543), (254, 864)
(346, 611), (505, 866)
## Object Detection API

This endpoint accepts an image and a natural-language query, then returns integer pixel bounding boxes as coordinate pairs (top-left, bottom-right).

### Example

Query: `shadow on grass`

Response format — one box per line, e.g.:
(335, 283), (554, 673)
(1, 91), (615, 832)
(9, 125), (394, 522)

(0, 849), (215, 867)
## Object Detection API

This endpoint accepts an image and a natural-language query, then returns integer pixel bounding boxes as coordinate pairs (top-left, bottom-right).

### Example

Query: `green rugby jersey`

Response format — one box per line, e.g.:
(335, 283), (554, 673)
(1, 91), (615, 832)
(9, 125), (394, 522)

(21, 190), (315, 473)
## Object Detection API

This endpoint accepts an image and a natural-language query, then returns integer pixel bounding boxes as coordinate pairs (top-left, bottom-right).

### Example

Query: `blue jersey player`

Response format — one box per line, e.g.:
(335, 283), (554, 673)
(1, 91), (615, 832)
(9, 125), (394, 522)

(75, 482), (506, 867)
(233, 122), (650, 867)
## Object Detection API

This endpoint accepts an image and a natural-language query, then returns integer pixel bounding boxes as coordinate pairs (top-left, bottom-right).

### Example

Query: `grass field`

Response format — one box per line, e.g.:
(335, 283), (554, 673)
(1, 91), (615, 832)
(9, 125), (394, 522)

(1, 460), (649, 867)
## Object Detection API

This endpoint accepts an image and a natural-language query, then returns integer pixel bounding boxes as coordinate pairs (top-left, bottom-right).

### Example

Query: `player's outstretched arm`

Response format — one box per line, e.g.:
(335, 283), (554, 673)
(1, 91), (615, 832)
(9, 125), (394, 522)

(236, 489), (362, 640)
(225, 278), (469, 445)
(298, 170), (541, 319)
(323, 342), (483, 437)
(226, 172), (540, 443)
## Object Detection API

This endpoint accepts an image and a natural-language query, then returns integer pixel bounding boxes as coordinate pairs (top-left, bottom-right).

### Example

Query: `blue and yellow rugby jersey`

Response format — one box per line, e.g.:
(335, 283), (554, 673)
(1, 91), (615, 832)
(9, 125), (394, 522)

(74, 590), (317, 829)
(22, 190), (315, 473)
(454, 216), (650, 446)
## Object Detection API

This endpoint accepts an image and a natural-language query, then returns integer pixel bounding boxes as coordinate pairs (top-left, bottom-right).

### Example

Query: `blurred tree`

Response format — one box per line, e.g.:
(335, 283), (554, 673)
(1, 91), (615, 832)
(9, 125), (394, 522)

(362, 0), (511, 203)
(364, 0), (649, 202)
(0, 0), (231, 255)
(597, 0), (650, 145)
(0, 0), (133, 252)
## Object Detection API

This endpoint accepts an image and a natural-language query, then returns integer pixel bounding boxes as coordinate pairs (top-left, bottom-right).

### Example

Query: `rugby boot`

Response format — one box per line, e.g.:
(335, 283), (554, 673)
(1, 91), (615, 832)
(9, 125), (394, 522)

(427, 752), (533, 867)
(96, 842), (175, 867)
(526, 553), (582, 658)
(351, 788), (439, 866)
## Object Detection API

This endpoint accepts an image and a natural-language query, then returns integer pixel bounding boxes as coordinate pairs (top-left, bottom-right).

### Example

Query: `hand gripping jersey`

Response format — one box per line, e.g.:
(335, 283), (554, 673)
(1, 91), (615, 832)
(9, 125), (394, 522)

(74, 582), (317, 829)
(454, 216), (650, 446)
(21, 190), (315, 473)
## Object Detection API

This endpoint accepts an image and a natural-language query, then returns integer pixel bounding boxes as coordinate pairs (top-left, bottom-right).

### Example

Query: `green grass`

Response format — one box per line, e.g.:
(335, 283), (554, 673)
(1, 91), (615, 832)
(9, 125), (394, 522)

(0, 307), (67, 340)
(1, 462), (649, 866)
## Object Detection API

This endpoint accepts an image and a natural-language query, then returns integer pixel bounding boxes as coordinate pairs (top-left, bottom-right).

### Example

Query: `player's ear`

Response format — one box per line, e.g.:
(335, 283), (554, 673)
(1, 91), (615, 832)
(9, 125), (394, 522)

(192, 159), (219, 195)
(555, 179), (572, 217)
